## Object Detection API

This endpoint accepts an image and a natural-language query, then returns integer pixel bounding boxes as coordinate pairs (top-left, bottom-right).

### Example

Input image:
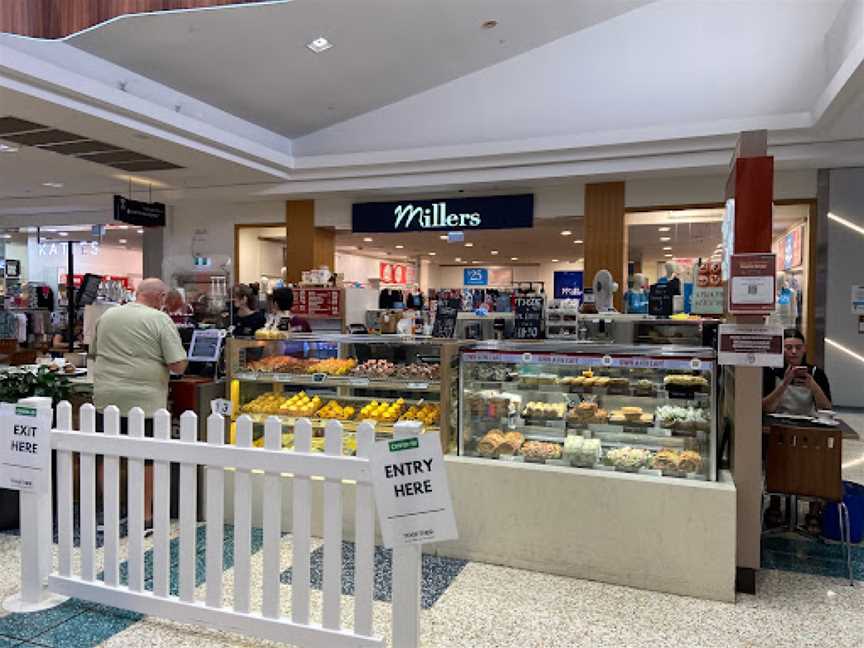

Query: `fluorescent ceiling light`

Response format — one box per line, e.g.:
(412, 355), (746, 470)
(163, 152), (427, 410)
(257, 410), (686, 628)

(573, 239), (583, 244)
(658, 226), (671, 232)
(826, 338), (864, 365)
(118, 225), (129, 230)
(439, 235), (448, 240)
(0, 144), (18, 153)
(560, 230), (572, 236)
(1, 234), (12, 239)
(58, 232), (68, 237)
(395, 244), (404, 249)
(428, 252), (436, 256)
(306, 37), (333, 53)
(363, 237), (373, 242)
(828, 212), (864, 238)
(510, 257), (518, 261)
(664, 253), (673, 258)
(490, 250), (499, 255)
(471, 260), (480, 264)
(660, 236), (671, 242)
(663, 246), (672, 251)
(42, 182), (64, 188)
(464, 242), (474, 247)
(552, 259), (559, 263)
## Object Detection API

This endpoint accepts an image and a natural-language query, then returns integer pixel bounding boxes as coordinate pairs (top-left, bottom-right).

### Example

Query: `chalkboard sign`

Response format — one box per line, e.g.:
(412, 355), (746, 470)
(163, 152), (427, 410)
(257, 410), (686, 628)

(432, 299), (459, 338)
(513, 295), (545, 339)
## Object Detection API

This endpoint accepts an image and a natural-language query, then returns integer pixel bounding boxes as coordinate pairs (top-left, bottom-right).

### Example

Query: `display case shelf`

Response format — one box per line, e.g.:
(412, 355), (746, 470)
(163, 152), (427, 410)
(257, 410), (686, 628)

(234, 372), (440, 392)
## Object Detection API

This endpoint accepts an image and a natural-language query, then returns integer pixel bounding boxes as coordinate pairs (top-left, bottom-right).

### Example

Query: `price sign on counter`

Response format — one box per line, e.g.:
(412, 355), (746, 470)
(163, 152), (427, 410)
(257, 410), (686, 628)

(210, 399), (233, 417)
(514, 295), (545, 340)
(371, 431), (458, 548)
(0, 405), (52, 493)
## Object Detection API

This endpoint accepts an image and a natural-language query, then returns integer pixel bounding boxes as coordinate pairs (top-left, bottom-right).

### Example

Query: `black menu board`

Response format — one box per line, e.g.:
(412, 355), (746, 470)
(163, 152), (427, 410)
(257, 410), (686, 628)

(513, 295), (545, 339)
(432, 299), (459, 338)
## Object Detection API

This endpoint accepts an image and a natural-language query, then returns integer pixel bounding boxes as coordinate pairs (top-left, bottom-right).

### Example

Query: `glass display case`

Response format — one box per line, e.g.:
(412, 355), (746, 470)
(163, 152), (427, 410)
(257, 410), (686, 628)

(226, 335), (461, 452)
(459, 341), (718, 481)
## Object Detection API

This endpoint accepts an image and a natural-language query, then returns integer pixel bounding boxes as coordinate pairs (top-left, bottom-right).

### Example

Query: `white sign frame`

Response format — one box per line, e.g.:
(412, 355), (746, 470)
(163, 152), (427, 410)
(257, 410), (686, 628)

(0, 404), (52, 493)
(718, 324), (784, 368)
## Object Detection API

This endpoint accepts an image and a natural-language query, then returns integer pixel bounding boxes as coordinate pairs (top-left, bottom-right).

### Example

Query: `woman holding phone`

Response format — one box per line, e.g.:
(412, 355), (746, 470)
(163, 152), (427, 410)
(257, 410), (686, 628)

(762, 329), (832, 415)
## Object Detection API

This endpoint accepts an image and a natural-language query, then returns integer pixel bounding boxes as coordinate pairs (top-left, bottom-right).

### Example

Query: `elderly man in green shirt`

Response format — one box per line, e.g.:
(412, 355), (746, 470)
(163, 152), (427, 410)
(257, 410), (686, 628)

(92, 278), (188, 528)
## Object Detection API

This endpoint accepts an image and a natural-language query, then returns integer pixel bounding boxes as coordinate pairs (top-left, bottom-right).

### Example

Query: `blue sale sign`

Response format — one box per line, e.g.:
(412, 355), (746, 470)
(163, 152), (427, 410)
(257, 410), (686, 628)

(464, 268), (489, 286)
(553, 271), (583, 299)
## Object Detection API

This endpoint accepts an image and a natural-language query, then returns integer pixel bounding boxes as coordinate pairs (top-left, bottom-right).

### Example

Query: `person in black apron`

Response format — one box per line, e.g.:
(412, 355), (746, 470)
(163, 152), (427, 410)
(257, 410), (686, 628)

(762, 328), (833, 531)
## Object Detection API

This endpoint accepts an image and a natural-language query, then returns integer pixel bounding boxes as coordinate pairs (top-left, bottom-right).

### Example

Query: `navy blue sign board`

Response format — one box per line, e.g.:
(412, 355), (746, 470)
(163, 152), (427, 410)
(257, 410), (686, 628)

(463, 268), (489, 286)
(352, 194), (534, 233)
(553, 271), (584, 299)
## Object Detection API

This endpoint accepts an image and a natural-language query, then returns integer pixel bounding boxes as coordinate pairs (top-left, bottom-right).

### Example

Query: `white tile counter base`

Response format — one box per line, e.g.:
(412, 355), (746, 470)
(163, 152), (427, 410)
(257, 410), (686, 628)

(218, 457), (736, 603)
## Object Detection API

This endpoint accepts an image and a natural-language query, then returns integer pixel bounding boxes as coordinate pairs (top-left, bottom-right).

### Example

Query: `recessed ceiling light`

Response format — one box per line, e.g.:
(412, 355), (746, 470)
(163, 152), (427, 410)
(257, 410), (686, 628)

(482, 19), (498, 29)
(471, 260), (481, 264)
(137, 229), (144, 234)
(0, 144), (19, 153)
(464, 242), (474, 247)
(363, 237), (373, 242)
(58, 232), (68, 237)
(395, 245), (404, 250)
(552, 259), (559, 263)
(658, 226), (671, 232)
(439, 235), (448, 240)
(428, 252), (436, 256)
(560, 230), (572, 236)
(663, 246), (672, 251)
(664, 253), (673, 258)
(573, 239), (583, 244)
(42, 182), (64, 188)
(490, 250), (499, 255)
(660, 236), (671, 242)
(119, 238), (128, 244)
(455, 257), (462, 262)
(510, 257), (518, 261)
(306, 37), (333, 53)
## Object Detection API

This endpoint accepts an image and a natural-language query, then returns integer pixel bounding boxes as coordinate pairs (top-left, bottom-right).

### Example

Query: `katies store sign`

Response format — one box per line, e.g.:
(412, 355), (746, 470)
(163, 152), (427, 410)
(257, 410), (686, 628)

(352, 194), (534, 233)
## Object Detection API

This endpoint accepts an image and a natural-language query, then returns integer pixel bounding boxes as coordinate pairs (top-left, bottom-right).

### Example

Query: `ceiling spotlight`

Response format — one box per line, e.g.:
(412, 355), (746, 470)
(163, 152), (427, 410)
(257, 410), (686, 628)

(552, 259), (559, 263)
(0, 144), (19, 153)
(455, 257), (462, 262)
(137, 229), (144, 234)
(490, 250), (499, 255)
(560, 230), (572, 236)
(42, 182), (64, 188)
(395, 244), (404, 249)
(664, 253), (673, 258)
(439, 235), (448, 240)
(573, 239), (583, 244)
(660, 236), (671, 242)
(663, 246), (672, 251)
(428, 252), (436, 256)
(119, 238), (128, 244)
(58, 232), (68, 237)
(363, 237), (373, 242)
(510, 257), (519, 261)
(658, 226), (671, 232)
(464, 242), (474, 247)
(306, 37), (333, 53)
(471, 260), (481, 264)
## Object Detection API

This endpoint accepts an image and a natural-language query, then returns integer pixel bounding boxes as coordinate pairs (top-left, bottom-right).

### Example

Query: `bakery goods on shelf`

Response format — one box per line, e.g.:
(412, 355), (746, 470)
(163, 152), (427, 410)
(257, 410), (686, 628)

(279, 392), (322, 417)
(477, 429), (506, 457)
(359, 399), (405, 422)
(400, 403), (440, 425)
(315, 400), (355, 420)
(663, 374), (709, 388)
(246, 355), (309, 374)
(395, 362), (440, 380)
(351, 359), (397, 378)
(520, 440), (563, 461)
(651, 448), (681, 473)
(677, 450), (703, 474)
(605, 447), (653, 472)
(497, 431), (525, 456)
(522, 401), (567, 419)
(655, 405), (709, 432)
(563, 435), (602, 467)
(306, 358), (357, 376)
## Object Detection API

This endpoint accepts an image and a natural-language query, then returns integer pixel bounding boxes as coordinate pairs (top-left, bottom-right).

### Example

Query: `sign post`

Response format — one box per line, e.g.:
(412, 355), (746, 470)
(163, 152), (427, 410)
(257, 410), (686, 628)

(1, 402), (66, 612)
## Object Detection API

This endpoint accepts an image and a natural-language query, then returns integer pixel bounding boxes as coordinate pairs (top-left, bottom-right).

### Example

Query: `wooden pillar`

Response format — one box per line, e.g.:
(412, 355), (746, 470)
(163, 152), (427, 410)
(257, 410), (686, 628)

(284, 200), (334, 283)
(584, 182), (627, 312)
(727, 131), (773, 595)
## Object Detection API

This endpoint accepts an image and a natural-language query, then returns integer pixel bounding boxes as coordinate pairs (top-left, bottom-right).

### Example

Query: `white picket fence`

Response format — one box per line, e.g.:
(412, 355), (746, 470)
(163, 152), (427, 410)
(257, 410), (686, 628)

(20, 401), (423, 648)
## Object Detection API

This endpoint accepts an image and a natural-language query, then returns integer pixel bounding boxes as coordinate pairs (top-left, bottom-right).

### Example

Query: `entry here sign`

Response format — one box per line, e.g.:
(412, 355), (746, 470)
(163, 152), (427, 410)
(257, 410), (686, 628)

(370, 431), (458, 548)
(0, 404), (52, 493)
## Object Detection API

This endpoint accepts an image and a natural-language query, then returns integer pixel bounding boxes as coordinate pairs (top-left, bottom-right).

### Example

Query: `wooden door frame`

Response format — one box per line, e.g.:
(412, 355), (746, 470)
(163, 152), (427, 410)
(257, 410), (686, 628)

(233, 222), (286, 286)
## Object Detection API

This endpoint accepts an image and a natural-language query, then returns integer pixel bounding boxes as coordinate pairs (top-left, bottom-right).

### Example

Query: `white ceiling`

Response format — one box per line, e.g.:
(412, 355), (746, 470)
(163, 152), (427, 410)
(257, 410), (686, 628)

(67, 0), (655, 138)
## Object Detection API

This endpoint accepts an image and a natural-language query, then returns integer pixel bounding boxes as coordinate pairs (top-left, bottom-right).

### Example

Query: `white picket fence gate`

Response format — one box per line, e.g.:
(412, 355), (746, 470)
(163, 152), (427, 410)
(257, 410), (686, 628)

(14, 401), (423, 648)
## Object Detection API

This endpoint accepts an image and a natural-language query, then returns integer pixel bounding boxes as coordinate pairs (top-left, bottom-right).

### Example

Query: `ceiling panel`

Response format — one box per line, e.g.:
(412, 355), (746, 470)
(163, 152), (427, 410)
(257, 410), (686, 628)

(3, 129), (87, 146)
(0, 117), (44, 135)
(39, 140), (124, 155)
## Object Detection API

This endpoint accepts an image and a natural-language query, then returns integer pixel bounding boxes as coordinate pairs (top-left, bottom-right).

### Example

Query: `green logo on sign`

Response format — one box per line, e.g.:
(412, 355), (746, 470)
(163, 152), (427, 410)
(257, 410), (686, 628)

(14, 406), (36, 417)
(389, 438), (419, 452)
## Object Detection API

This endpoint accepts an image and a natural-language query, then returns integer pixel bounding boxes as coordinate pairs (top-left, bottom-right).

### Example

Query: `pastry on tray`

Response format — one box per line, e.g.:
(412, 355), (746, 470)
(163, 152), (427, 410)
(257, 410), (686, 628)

(497, 431), (525, 456)
(477, 429), (506, 457)
(677, 450), (703, 474)
(520, 440), (563, 461)
(651, 448), (680, 472)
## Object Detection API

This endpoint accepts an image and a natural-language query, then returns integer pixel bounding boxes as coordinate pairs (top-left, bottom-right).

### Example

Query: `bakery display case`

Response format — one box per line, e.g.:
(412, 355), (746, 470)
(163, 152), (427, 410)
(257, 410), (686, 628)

(459, 341), (717, 481)
(226, 334), (461, 452)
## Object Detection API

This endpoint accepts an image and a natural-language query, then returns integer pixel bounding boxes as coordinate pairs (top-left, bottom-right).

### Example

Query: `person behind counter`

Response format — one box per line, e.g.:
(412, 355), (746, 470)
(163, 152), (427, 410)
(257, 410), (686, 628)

(52, 317), (83, 350)
(232, 284), (266, 336)
(92, 278), (189, 530)
(269, 287), (311, 333)
(164, 288), (194, 325)
(762, 328), (832, 415)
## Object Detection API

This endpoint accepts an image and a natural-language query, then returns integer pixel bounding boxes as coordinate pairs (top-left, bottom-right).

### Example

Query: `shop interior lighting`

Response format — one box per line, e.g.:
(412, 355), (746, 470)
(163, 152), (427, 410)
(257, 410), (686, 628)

(42, 182), (64, 188)
(664, 253), (673, 258)
(560, 230), (572, 236)
(455, 257), (462, 262)
(363, 237), (373, 242)
(828, 212), (864, 238)
(552, 259), (559, 263)
(428, 252), (436, 256)
(490, 250), (499, 255)
(395, 244), (404, 249)
(1, 234), (11, 239)
(663, 246), (672, 251)
(118, 238), (127, 244)
(510, 257), (519, 261)
(118, 225), (130, 230)
(573, 239), (583, 244)
(826, 338), (864, 365)
(464, 242), (474, 247)
(0, 144), (18, 153)
(660, 236), (671, 242)
(658, 226), (671, 232)
(137, 229), (144, 234)
(58, 232), (68, 237)
(306, 37), (333, 53)
(439, 235), (448, 240)
(471, 260), (480, 264)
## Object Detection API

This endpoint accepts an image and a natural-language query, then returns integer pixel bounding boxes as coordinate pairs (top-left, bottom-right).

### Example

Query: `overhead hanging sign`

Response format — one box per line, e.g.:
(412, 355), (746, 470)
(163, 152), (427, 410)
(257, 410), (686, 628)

(370, 432), (458, 548)
(0, 404), (52, 493)
(463, 268), (489, 286)
(352, 194), (534, 233)
(718, 324), (784, 367)
(113, 195), (166, 227)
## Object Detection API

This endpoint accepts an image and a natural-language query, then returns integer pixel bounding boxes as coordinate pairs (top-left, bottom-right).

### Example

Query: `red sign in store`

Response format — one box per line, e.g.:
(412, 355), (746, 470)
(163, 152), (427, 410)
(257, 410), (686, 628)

(379, 262), (413, 285)
(292, 288), (342, 319)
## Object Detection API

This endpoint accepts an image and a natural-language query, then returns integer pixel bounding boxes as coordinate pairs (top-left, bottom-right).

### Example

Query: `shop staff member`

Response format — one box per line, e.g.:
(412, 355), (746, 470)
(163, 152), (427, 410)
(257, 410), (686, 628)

(232, 284), (266, 336)
(92, 278), (188, 528)
(762, 328), (832, 415)
(270, 287), (311, 333)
